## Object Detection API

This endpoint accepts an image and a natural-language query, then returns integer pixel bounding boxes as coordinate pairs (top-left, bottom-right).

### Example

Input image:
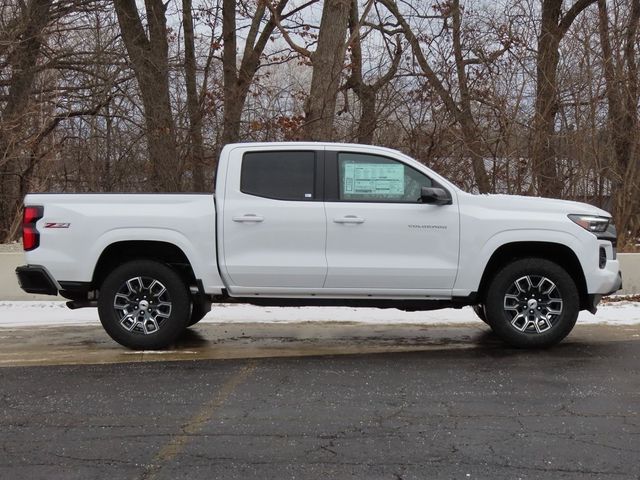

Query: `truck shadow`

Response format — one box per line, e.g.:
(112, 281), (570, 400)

(1, 322), (633, 368)
(170, 322), (633, 362)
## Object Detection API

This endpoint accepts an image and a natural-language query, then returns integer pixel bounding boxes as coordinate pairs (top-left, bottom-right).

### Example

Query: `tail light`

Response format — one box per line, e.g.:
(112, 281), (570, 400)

(23, 206), (44, 251)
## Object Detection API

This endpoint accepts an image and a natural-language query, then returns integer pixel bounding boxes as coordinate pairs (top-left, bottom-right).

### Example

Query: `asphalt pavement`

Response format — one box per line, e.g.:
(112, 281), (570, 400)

(1, 322), (639, 479)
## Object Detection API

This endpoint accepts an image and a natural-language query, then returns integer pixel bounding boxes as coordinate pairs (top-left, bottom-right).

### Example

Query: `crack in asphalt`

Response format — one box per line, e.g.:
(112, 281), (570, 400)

(137, 360), (258, 480)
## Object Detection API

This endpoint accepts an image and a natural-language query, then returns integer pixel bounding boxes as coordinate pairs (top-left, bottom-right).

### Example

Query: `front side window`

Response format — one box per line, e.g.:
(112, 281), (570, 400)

(338, 153), (433, 202)
(241, 151), (315, 201)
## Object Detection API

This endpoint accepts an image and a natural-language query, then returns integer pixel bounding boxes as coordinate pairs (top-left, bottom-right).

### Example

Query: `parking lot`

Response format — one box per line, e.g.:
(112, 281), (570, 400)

(2, 321), (639, 480)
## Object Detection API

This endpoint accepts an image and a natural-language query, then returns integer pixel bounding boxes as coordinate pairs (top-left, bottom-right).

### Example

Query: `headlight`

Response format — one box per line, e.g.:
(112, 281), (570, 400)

(568, 214), (610, 233)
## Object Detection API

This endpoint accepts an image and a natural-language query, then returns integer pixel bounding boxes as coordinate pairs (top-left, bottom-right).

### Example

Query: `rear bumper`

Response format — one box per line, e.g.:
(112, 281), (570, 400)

(15, 265), (59, 296)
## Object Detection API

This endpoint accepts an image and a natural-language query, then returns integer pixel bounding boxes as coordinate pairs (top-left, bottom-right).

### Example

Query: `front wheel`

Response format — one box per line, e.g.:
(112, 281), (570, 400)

(472, 304), (489, 324)
(97, 260), (191, 349)
(484, 258), (579, 348)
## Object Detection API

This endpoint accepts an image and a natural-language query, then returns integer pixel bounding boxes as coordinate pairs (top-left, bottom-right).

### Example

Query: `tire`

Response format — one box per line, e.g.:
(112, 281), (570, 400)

(97, 260), (191, 349)
(472, 304), (489, 324)
(188, 299), (211, 327)
(484, 257), (579, 348)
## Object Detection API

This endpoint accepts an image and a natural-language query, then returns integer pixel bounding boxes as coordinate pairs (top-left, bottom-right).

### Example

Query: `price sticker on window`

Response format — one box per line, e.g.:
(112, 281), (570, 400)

(342, 162), (405, 197)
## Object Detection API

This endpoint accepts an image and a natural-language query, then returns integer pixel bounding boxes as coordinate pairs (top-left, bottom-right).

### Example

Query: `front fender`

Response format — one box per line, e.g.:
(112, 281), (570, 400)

(453, 228), (590, 295)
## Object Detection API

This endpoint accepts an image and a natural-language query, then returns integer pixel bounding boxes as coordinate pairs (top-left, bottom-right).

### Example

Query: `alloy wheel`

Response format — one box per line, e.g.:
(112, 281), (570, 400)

(503, 275), (563, 334)
(112, 276), (172, 335)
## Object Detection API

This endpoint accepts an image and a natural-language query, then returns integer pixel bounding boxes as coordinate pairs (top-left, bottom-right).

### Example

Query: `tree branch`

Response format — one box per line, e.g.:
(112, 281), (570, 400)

(559, 0), (597, 35)
(377, 0), (460, 117)
(33, 96), (113, 148)
(263, 0), (312, 58)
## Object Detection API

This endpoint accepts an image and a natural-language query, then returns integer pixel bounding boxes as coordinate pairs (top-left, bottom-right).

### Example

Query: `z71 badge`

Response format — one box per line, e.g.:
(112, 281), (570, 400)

(44, 222), (71, 229)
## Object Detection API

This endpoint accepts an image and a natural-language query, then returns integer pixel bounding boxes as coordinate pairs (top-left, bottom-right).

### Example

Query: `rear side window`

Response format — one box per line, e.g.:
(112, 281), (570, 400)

(241, 151), (316, 201)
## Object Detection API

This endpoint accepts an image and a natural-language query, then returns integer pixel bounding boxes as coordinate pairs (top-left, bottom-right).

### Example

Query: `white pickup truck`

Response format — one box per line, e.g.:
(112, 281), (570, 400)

(16, 142), (622, 349)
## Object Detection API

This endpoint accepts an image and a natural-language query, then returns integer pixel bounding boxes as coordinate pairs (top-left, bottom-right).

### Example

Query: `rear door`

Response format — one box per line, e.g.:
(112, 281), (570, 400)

(221, 149), (327, 289)
(323, 150), (460, 292)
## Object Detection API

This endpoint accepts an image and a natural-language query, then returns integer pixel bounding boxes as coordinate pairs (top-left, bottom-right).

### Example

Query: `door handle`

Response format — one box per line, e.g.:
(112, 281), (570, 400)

(232, 214), (264, 223)
(333, 215), (365, 224)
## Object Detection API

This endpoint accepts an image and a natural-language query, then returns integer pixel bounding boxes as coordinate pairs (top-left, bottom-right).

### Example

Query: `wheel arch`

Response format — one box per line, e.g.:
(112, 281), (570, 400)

(477, 241), (589, 310)
(93, 241), (197, 290)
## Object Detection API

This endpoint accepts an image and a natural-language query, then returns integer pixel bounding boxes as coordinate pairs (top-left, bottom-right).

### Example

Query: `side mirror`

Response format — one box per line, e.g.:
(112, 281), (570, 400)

(420, 187), (452, 205)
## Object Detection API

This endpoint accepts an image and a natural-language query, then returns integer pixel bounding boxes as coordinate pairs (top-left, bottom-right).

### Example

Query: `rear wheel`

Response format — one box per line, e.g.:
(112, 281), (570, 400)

(97, 260), (190, 349)
(484, 258), (579, 348)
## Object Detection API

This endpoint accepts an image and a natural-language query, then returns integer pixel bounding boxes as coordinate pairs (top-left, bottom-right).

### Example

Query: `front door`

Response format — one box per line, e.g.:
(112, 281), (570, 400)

(324, 151), (460, 292)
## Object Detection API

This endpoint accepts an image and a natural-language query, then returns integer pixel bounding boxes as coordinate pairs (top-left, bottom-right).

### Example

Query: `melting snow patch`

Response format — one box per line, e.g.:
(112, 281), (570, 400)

(122, 350), (198, 355)
(0, 301), (639, 328)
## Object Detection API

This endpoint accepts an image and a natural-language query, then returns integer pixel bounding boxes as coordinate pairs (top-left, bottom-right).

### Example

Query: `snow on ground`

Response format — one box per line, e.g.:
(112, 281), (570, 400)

(0, 301), (639, 328)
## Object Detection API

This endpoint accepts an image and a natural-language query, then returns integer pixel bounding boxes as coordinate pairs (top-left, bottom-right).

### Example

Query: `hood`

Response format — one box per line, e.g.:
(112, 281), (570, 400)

(471, 194), (611, 217)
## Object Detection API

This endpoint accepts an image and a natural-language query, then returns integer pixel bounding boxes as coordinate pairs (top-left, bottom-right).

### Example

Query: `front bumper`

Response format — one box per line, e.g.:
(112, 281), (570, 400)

(15, 265), (59, 296)
(587, 270), (623, 314)
(607, 270), (623, 295)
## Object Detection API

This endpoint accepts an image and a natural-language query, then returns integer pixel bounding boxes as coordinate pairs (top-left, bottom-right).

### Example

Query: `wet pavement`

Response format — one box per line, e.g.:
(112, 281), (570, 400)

(0, 321), (494, 367)
(1, 322), (639, 479)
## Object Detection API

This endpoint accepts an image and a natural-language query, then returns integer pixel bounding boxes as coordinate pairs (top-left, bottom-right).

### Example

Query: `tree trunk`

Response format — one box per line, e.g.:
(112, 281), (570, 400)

(356, 86), (377, 144)
(302, 0), (351, 140)
(460, 122), (492, 194)
(532, 0), (562, 197)
(221, 0), (289, 146)
(221, 0), (240, 146)
(347, 1), (376, 144)
(597, 0), (640, 244)
(114, 0), (180, 192)
(182, 0), (206, 192)
(0, 0), (53, 241)
(451, 0), (491, 193)
(347, 0), (400, 145)
(532, 0), (597, 198)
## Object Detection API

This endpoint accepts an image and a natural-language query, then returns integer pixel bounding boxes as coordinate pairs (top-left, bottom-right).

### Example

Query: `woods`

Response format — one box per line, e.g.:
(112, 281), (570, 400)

(0, 0), (639, 246)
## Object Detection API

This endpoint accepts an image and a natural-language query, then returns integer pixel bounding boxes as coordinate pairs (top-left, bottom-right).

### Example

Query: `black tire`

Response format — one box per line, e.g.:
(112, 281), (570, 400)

(484, 257), (579, 348)
(472, 304), (489, 324)
(188, 299), (211, 327)
(97, 260), (190, 349)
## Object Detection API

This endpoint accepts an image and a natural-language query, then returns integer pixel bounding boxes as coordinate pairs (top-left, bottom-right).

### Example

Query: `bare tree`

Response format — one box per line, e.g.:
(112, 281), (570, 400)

(113, 0), (180, 191)
(221, 0), (296, 146)
(379, 0), (511, 193)
(345, 0), (401, 144)
(301, 0), (351, 140)
(268, 0), (362, 140)
(531, 0), (597, 197)
(0, 0), (53, 168)
(183, 0), (206, 191)
(0, 0), (52, 241)
(597, 0), (640, 243)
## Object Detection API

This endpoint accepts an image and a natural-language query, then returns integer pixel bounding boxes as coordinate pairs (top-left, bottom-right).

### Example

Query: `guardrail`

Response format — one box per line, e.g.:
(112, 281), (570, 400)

(1, 252), (638, 301)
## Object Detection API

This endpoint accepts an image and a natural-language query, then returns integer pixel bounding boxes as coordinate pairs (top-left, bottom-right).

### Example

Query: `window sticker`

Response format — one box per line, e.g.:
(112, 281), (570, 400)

(342, 162), (405, 197)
